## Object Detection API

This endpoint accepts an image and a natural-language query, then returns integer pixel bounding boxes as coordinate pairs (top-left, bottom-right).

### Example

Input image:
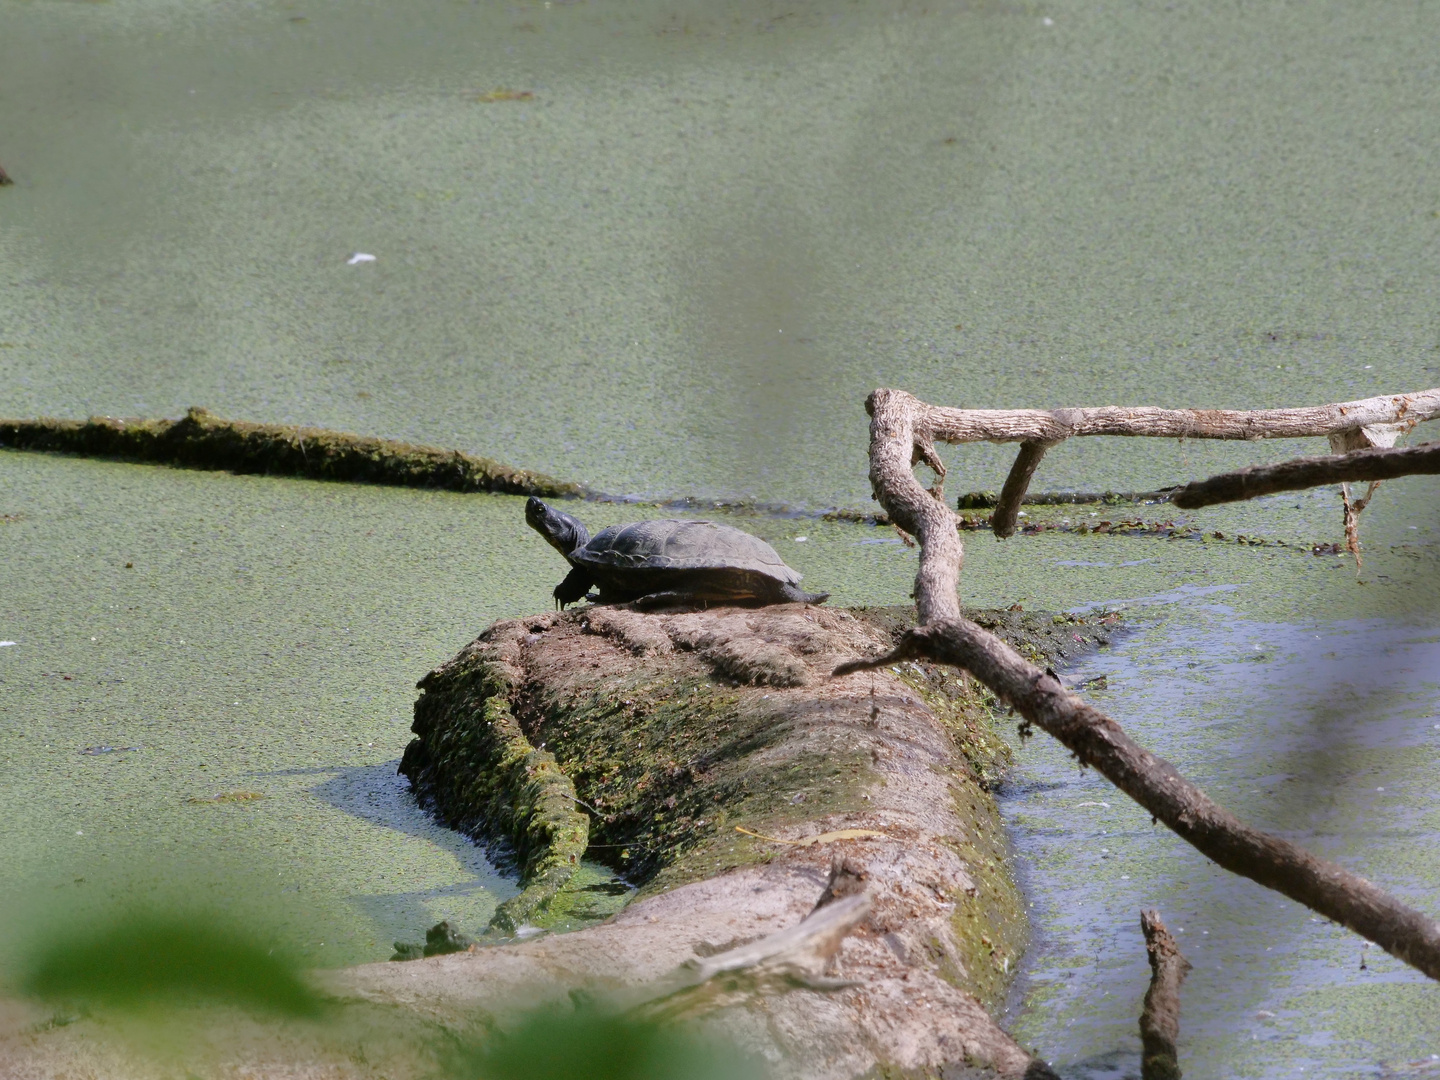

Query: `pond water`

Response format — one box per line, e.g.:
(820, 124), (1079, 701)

(3, 0), (1440, 1074)
(1002, 602), (1440, 1078)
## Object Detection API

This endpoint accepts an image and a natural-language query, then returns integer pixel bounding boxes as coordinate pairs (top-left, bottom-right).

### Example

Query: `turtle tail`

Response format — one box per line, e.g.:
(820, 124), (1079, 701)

(780, 583), (829, 606)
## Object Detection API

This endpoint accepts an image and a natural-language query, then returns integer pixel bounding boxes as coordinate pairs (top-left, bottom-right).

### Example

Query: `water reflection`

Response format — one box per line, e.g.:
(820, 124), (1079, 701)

(302, 763), (518, 945)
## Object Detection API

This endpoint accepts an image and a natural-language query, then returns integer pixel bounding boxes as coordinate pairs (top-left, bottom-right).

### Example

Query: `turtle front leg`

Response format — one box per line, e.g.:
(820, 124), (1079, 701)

(554, 566), (595, 609)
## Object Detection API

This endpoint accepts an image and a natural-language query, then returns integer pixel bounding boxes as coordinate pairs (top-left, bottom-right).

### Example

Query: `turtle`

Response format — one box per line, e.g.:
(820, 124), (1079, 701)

(524, 497), (829, 610)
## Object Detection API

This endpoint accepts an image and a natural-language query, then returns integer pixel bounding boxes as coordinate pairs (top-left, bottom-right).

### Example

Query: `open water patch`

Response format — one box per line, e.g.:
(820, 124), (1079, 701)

(999, 608), (1440, 1078)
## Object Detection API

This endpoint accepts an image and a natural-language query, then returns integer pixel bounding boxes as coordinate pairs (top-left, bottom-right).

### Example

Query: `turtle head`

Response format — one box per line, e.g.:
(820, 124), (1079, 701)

(525, 497), (591, 558)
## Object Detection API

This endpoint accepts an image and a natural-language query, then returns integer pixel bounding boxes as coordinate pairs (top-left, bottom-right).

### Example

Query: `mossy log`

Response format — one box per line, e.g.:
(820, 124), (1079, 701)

(0, 407), (579, 497)
(361, 603), (1114, 1079)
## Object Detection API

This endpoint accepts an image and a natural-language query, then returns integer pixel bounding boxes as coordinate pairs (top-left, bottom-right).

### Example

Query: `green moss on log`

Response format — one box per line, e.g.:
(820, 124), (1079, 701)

(0, 407), (580, 497)
(518, 665), (878, 896)
(400, 660), (588, 931)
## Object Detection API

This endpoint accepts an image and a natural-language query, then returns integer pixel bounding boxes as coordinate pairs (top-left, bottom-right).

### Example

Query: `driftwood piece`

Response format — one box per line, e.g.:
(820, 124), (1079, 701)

(875, 387), (1440, 537)
(1171, 441), (1440, 509)
(845, 387), (1440, 984)
(1138, 909), (1190, 1080)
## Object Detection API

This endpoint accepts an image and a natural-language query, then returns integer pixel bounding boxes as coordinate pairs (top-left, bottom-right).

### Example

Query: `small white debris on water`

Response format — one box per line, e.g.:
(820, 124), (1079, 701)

(347, 253), (377, 265)
(1120, 874), (1129, 880)
(514, 924), (544, 939)
(793, 536), (808, 542)
(0, 641), (15, 647)
(1042, 16), (1053, 25)
(1076, 801), (1110, 808)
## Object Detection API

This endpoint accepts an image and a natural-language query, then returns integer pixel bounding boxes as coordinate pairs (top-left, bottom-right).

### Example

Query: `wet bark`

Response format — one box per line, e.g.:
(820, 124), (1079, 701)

(1171, 440), (1440, 508)
(992, 441), (1055, 539)
(1138, 909), (1190, 1080)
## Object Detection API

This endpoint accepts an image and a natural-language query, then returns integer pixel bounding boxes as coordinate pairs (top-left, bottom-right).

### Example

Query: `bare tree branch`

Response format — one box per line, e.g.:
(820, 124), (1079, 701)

(845, 387), (1440, 984)
(919, 388), (1440, 445)
(1171, 441), (1440, 509)
(835, 620), (1440, 981)
(882, 387), (1439, 537)
(1139, 909), (1190, 1080)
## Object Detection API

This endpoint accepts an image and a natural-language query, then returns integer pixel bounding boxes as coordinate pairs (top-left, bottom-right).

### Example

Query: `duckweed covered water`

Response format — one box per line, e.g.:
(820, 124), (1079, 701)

(4, 0), (1440, 1074)
(2, 0), (1439, 509)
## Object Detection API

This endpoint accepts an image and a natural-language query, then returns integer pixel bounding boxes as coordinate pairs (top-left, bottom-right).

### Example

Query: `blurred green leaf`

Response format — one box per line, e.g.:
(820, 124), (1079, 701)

(451, 1009), (761, 1080)
(20, 912), (321, 1017)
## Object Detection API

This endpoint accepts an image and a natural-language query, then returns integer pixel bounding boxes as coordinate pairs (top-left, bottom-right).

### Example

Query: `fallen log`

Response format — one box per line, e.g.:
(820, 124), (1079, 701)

(373, 603), (1117, 1078)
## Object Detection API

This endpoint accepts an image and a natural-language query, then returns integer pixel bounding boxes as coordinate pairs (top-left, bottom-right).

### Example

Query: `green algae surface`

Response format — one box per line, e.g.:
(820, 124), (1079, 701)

(2, 0), (1438, 510)
(3, 0), (1440, 1071)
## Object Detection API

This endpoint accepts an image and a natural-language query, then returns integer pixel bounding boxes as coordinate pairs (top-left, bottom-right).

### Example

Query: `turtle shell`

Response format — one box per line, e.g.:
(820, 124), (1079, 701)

(574, 520), (802, 585)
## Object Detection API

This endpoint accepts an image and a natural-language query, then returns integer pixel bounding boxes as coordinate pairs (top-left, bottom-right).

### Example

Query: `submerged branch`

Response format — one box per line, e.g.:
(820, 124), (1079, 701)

(1170, 441), (1440, 508)
(1139, 909), (1190, 1080)
(0, 407), (581, 498)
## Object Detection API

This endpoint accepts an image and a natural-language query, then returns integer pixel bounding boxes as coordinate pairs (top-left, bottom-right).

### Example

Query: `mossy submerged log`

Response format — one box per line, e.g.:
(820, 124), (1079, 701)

(0, 407), (580, 497)
(386, 602), (1114, 1079)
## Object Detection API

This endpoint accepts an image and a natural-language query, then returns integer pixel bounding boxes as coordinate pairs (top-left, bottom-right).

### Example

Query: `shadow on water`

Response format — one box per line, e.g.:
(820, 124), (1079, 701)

(295, 762), (633, 941)
(265, 762), (519, 944)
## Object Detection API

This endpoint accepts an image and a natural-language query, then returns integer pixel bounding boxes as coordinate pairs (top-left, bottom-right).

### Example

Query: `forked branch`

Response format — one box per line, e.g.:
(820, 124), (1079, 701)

(874, 387), (1440, 537)
(845, 387), (1440, 983)
(834, 622), (1440, 980)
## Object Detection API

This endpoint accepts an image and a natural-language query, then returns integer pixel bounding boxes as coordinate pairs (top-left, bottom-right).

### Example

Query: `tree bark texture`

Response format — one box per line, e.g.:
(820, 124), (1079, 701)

(1171, 441), (1440, 509)
(1138, 909), (1190, 1080)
